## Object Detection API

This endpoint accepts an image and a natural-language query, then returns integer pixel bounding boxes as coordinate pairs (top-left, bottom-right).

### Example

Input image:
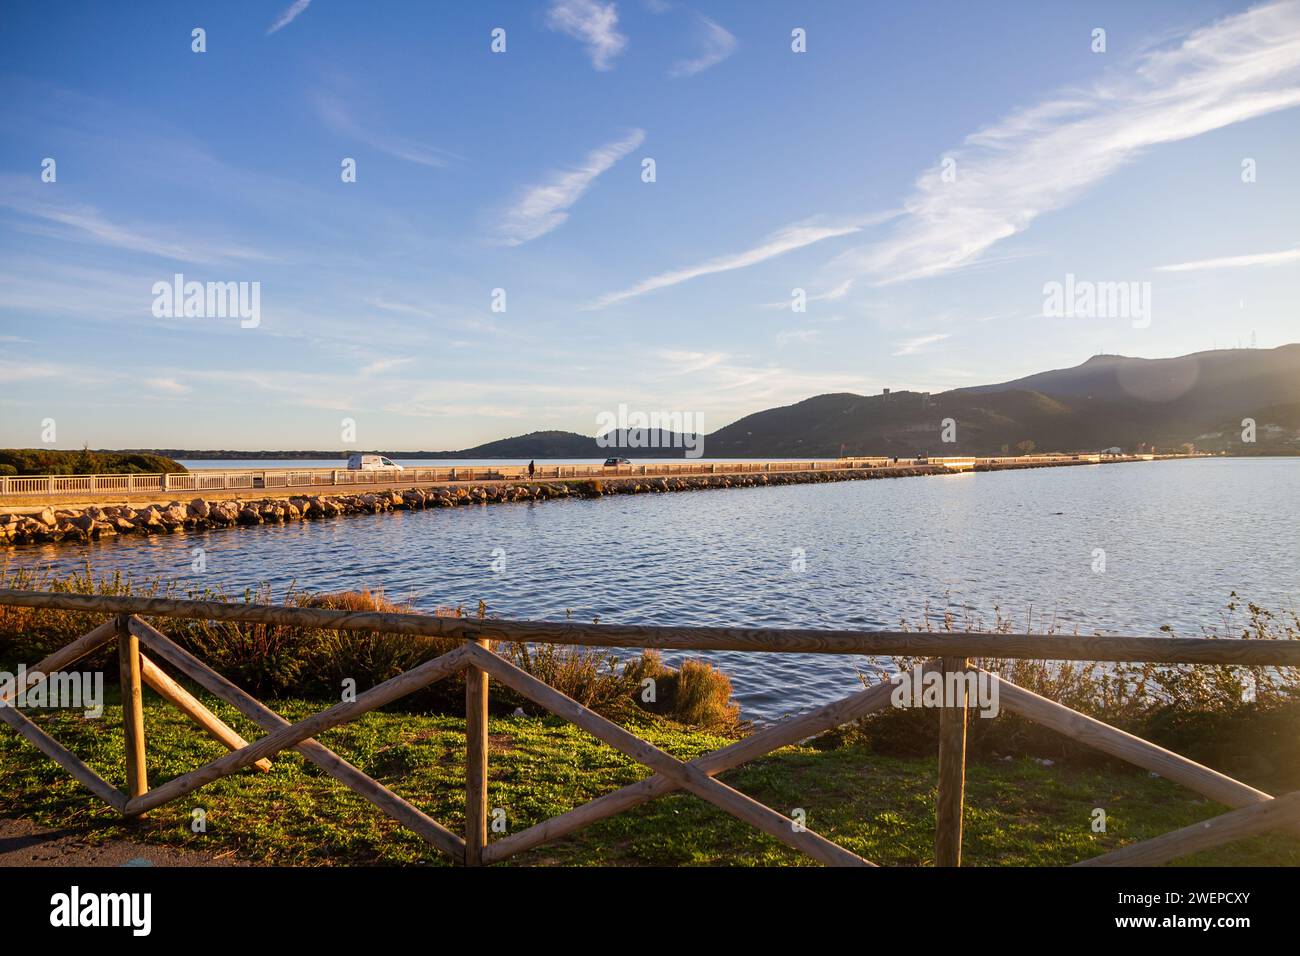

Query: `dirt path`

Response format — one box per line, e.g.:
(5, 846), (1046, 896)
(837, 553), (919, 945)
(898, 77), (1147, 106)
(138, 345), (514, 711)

(0, 818), (249, 867)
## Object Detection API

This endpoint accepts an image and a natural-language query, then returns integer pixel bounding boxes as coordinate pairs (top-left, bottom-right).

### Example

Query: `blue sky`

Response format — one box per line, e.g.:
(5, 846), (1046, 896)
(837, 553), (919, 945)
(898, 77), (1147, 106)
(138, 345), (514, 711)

(1, 0), (1298, 450)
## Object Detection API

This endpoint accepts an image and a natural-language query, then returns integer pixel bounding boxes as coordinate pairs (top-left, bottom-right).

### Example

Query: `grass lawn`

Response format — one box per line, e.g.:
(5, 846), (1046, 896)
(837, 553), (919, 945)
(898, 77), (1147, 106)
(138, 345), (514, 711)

(2, 686), (1297, 867)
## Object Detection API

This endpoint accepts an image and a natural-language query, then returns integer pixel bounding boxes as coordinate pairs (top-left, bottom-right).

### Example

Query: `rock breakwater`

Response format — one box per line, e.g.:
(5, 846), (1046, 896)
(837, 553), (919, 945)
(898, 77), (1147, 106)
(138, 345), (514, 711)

(0, 466), (946, 546)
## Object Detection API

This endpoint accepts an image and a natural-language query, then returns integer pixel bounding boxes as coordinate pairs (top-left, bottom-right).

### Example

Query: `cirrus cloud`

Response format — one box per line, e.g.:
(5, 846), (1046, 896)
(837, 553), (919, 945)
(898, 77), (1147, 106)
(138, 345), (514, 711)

(831, 0), (1300, 286)
(669, 14), (737, 77)
(546, 0), (628, 71)
(267, 0), (311, 35)
(588, 213), (899, 309)
(1154, 246), (1300, 272)
(494, 129), (644, 245)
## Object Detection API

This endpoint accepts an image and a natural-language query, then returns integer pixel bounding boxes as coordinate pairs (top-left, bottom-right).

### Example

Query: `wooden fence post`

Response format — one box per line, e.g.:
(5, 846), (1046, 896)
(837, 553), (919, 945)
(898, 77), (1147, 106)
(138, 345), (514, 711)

(117, 614), (148, 812)
(465, 637), (490, 865)
(935, 656), (969, 866)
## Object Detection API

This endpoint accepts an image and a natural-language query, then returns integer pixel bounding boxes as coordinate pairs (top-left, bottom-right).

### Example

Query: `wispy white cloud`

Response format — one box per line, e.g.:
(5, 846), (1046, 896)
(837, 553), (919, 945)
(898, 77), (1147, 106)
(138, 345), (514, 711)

(0, 176), (268, 265)
(817, 277), (856, 301)
(629, 349), (872, 418)
(360, 356), (416, 376)
(495, 128), (644, 245)
(0, 259), (166, 323)
(761, 277), (856, 310)
(145, 377), (192, 394)
(651, 349), (727, 376)
(832, 0), (1300, 286)
(1154, 246), (1300, 272)
(380, 402), (534, 420)
(0, 358), (65, 383)
(368, 297), (503, 337)
(368, 297), (442, 319)
(314, 93), (460, 168)
(776, 329), (821, 346)
(589, 219), (864, 309)
(546, 0), (628, 71)
(669, 14), (737, 77)
(185, 368), (357, 412)
(892, 333), (950, 356)
(267, 0), (311, 35)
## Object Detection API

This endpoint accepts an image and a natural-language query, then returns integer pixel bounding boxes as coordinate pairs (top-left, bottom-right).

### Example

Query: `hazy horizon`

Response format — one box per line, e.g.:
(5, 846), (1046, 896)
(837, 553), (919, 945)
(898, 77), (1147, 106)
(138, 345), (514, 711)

(3, 1), (1299, 450)
(10, 342), (1289, 453)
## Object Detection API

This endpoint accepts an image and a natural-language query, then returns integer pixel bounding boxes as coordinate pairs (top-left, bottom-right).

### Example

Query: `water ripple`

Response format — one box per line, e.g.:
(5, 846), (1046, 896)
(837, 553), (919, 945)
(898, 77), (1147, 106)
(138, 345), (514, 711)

(4, 459), (1297, 721)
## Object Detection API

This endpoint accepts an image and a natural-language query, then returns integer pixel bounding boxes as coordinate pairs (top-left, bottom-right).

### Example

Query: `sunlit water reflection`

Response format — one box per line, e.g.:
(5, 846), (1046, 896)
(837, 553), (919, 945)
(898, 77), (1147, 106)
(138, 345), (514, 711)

(6, 459), (1296, 721)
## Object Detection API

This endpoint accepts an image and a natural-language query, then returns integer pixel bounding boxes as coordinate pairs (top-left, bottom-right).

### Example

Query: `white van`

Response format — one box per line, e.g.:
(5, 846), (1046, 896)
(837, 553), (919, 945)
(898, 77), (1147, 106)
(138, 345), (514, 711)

(347, 454), (404, 471)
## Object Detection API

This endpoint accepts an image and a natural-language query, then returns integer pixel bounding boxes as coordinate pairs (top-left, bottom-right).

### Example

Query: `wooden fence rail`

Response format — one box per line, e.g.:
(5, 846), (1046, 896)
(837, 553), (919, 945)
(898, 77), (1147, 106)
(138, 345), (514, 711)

(0, 589), (1296, 867)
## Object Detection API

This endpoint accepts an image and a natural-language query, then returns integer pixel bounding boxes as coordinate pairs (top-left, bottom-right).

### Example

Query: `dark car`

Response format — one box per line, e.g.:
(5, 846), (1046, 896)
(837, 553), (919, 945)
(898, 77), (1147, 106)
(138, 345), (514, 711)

(603, 457), (631, 467)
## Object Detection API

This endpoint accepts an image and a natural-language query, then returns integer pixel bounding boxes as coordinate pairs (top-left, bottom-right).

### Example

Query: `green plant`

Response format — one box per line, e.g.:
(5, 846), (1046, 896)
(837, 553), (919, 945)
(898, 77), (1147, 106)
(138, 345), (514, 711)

(0, 448), (187, 476)
(0, 566), (745, 733)
(845, 599), (1300, 791)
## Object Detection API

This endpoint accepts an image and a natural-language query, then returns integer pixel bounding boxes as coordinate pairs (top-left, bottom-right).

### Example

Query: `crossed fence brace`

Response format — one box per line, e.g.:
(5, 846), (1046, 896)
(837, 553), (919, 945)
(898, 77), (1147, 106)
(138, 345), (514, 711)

(3, 609), (1300, 867)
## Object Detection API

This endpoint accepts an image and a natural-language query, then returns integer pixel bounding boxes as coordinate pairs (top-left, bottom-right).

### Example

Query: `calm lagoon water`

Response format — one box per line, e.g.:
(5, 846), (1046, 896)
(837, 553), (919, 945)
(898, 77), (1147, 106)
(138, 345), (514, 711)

(6, 459), (1297, 721)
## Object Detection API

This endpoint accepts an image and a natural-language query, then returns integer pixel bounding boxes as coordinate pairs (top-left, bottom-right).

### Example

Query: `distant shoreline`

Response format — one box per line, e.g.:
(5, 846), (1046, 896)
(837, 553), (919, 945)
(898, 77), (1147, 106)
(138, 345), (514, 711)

(23, 450), (1295, 461)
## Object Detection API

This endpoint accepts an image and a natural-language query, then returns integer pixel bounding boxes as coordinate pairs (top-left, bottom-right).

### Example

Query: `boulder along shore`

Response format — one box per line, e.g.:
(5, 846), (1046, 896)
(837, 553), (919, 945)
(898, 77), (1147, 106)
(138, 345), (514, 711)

(0, 460), (1096, 547)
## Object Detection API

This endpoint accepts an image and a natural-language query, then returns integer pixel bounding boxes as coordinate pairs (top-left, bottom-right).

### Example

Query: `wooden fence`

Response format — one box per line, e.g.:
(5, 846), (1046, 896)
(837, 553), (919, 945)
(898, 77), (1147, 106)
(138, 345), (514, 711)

(1, 589), (1294, 866)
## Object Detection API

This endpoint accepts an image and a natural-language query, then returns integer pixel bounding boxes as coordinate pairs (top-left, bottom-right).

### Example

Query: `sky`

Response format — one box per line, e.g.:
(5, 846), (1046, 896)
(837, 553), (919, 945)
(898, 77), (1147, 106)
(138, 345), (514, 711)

(1, 0), (1298, 451)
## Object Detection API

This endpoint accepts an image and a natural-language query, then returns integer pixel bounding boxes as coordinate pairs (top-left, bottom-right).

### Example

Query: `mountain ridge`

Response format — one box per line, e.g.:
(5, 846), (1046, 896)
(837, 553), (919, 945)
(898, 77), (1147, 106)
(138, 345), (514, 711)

(136, 345), (1300, 459)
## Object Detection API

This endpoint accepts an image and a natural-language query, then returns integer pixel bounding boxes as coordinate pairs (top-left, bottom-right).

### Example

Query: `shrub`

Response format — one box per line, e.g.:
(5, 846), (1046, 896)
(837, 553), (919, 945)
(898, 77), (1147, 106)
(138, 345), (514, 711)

(623, 651), (741, 731)
(0, 448), (187, 475)
(0, 566), (744, 733)
(843, 599), (1300, 790)
(504, 640), (634, 715)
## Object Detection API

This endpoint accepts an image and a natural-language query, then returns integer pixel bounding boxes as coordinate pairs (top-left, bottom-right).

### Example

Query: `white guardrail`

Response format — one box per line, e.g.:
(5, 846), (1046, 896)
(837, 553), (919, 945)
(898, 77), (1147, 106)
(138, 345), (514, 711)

(0, 454), (1147, 498)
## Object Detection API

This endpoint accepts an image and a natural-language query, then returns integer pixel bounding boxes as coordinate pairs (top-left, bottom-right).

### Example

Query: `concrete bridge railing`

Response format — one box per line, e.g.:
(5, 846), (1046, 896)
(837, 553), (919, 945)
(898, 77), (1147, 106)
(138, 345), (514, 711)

(0, 453), (1149, 498)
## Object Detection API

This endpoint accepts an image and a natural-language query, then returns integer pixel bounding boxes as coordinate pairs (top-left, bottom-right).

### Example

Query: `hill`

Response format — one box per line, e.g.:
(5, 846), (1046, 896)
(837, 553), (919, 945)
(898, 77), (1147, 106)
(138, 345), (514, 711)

(124, 345), (1300, 460)
(704, 346), (1300, 457)
(450, 428), (701, 459)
